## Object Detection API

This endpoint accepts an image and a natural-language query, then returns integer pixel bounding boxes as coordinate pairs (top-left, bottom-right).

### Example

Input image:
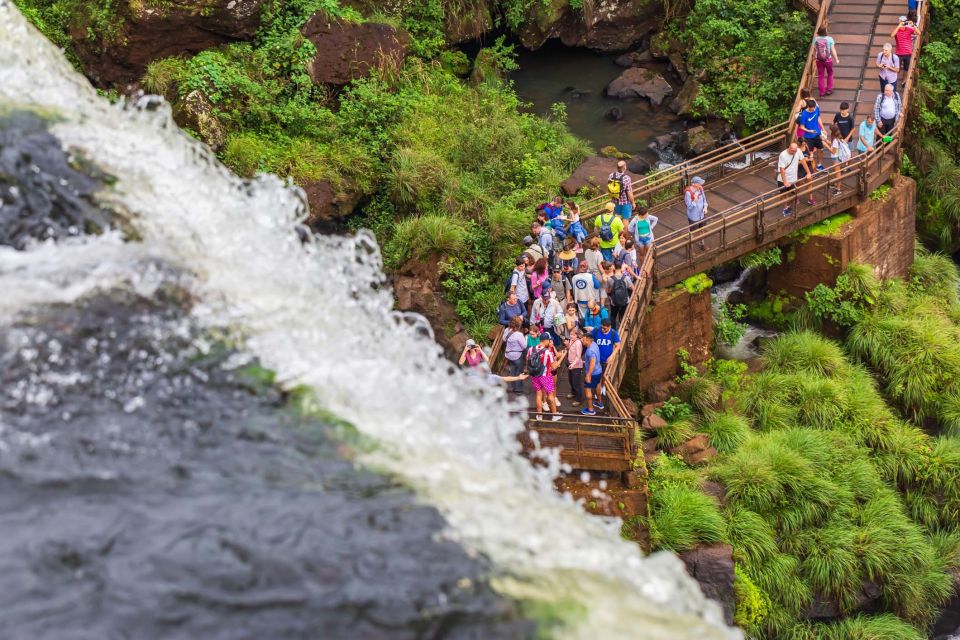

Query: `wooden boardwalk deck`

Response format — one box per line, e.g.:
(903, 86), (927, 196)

(491, 0), (925, 474)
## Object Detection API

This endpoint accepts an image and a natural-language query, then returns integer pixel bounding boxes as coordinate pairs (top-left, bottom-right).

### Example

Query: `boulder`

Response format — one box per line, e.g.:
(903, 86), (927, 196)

(681, 125), (716, 156)
(642, 414), (667, 431)
(471, 47), (507, 85)
(700, 480), (727, 504)
(686, 447), (719, 466)
(648, 31), (681, 60)
(442, 1), (494, 44)
(614, 49), (654, 67)
(671, 434), (711, 457)
(640, 402), (663, 417)
(669, 78), (702, 117)
(302, 15), (409, 86)
(516, 0), (659, 52)
(600, 145), (631, 160)
(622, 398), (640, 419)
(679, 544), (735, 625)
(647, 379), (679, 403)
(604, 107), (625, 122)
(642, 436), (659, 453)
(668, 51), (689, 82)
(627, 154), (652, 174)
(392, 260), (463, 355)
(72, 0), (266, 88)
(606, 68), (673, 106)
(175, 90), (226, 152)
(302, 180), (363, 227)
(653, 133), (674, 150)
(560, 156), (643, 196)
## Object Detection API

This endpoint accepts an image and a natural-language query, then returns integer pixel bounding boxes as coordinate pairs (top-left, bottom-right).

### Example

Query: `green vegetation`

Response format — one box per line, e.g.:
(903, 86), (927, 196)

(663, 0), (810, 129)
(681, 272), (713, 295)
(792, 212), (854, 241)
(739, 247), (782, 270)
(647, 455), (726, 552)
(714, 302), (748, 347)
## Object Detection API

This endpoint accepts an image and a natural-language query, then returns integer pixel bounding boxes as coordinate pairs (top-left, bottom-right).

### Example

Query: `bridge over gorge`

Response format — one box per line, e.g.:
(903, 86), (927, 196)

(488, 0), (926, 478)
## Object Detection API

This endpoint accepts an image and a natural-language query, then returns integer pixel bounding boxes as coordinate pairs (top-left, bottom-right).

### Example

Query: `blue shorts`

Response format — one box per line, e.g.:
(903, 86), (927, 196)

(584, 375), (601, 389)
(600, 247), (614, 261)
(615, 203), (633, 219)
(636, 235), (653, 247)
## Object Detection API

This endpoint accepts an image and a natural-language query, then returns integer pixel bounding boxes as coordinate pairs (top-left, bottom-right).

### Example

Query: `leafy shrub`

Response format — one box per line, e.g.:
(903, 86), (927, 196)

(715, 302), (748, 347)
(648, 457), (726, 552)
(656, 396), (693, 423)
(682, 272), (713, 295)
(739, 247), (783, 269)
(700, 411), (751, 454)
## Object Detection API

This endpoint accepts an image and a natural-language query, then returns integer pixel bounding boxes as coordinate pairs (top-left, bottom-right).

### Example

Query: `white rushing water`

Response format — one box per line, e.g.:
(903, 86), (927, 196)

(0, 5), (740, 637)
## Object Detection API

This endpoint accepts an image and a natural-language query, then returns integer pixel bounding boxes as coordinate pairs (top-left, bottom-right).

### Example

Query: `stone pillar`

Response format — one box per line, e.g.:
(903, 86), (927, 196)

(767, 175), (916, 298)
(632, 287), (713, 397)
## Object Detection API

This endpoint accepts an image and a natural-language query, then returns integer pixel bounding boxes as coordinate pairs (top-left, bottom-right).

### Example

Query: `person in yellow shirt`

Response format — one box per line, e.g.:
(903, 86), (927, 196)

(594, 202), (624, 261)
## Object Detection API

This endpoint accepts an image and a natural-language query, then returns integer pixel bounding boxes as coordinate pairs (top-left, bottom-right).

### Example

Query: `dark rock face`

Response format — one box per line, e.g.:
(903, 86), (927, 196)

(604, 106), (625, 121)
(0, 111), (112, 249)
(392, 257), (466, 355)
(301, 180), (363, 227)
(74, 0), (266, 88)
(516, 0), (659, 52)
(709, 262), (744, 286)
(614, 49), (654, 67)
(627, 154), (652, 174)
(669, 78), (702, 117)
(560, 156), (643, 196)
(301, 15), (410, 86)
(679, 544), (735, 625)
(606, 67), (673, 106)
(681, 125), (716, 156)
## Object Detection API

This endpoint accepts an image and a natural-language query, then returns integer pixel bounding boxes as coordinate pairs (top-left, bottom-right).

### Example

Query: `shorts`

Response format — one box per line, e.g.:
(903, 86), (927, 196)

(600, 247), (614, 261)
(777, 181), (797, 194)
(615, 203), (633, 219)
(531, 375), (555, 394)
(687, 218), (706, 230)
(584, 375), (601, 389)
(804, 135), (824, 150)
(636, 235), (653, 247)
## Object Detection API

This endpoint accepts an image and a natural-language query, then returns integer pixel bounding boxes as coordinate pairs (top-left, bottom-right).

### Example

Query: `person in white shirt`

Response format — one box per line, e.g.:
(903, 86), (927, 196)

(776, 142), (812, 217)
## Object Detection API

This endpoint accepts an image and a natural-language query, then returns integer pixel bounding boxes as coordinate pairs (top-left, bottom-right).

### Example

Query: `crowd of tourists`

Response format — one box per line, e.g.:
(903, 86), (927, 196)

(777, 11), (919, 215)
(459, 5), (923, 421)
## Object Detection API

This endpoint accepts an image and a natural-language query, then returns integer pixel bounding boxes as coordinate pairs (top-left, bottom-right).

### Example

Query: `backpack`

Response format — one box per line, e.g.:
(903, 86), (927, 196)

(815, 37), (830, 62)
(610, 275), (630, 306)
(526, 347), (547, 377)
(607, 173), (625, 198)
(599, 214), (614, 242)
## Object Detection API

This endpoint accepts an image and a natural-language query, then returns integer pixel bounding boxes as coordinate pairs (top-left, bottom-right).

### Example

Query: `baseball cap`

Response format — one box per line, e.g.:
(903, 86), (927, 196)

(692, 176), (705, 185)
(604, 202), (616, 212)
(465, 339), (477, 348)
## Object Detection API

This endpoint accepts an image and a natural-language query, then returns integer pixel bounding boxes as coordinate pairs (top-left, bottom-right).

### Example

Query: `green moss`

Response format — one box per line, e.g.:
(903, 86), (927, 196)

(792, 213), (854, 241)
(680, 272), (713, 295)
(745, 292), (796, 329)
(734, 564), (770, 633)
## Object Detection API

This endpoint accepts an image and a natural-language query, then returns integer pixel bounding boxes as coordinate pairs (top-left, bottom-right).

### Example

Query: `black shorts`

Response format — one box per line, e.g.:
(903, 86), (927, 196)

(777, 181), (796, 194)
(805, 135), (824, 150)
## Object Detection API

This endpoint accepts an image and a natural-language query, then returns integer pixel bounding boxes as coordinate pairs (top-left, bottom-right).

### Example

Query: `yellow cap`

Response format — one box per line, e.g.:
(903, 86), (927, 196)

(604, 202), (616, 212)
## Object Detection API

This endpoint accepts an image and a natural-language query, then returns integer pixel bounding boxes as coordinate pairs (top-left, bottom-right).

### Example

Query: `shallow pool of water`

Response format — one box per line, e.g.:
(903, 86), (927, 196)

(510, 42), (685, 156)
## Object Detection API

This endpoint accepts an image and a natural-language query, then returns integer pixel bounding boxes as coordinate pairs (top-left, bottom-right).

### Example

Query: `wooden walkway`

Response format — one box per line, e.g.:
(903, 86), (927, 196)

(491, 0), (925, 475)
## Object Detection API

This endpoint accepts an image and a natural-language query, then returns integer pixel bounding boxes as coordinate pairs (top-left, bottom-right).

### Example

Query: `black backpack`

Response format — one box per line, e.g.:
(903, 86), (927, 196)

(611, 275), (630, 306)
(526, 348), (547, 377)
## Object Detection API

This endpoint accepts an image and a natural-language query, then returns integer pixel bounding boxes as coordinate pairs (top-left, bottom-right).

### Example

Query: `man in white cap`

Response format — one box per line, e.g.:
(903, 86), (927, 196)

(684, 176), (708, 251)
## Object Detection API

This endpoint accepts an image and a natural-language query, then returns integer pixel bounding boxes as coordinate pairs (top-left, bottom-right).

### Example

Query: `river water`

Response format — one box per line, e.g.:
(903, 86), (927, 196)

(511, 42), (685, 157)
(0, 5), (740, 638)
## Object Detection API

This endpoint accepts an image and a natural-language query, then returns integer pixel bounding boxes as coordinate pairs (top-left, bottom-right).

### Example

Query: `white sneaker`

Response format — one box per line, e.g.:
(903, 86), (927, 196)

(541, 402), (549, 411)
(551, 415), (562, 422)
(536, 414), (543, 421)
(555, 398), (561, 407)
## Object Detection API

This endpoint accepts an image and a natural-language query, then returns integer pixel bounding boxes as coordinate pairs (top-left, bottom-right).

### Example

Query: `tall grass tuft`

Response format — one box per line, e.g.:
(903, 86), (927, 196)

(699, 411), (751, 453)
(762, 331), (848, 377)
(648, 484), (726, 552)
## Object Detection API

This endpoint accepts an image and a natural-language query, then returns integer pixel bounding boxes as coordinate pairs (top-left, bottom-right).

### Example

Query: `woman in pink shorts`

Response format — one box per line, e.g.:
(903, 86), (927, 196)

(528, 334), (562, 421)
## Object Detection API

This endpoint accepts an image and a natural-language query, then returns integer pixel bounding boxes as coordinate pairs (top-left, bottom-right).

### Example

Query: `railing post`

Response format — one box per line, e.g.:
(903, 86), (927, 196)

(755, 201), (764, 241)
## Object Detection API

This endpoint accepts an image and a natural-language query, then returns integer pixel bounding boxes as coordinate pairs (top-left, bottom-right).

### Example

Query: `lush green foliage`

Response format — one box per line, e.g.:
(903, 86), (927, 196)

(664, 0), (810, 129)
(714, 302), (748, 347)
(739, 247), (782, 270)
(647, 455), (726, 551)
(656, 396), (694, 423)
(699, 411), (750, 453)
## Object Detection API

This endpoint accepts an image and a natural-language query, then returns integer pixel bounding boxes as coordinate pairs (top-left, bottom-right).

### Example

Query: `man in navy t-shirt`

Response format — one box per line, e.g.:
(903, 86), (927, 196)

(796, 99), (826, 171)
(593, 319), (620, 409)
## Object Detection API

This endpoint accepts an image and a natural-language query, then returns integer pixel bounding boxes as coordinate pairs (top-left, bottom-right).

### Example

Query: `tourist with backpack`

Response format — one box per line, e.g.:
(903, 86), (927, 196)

(507, 257), (530, 310)
(608, 160), (635, 219)
(595, 202), (624, 261)
(503, 316), (527, 393)
(874, 84), (902, 135)
(606, 260), (635, 330)
(684, 176), (708, 251)
(497, 292), (527, 326)
(582, 299), (609, 336)
(528, 334), (561, 421)
(876, 43), (900, 93)
(814, 27), (840, 98)
(584, 236), (604, 282)
(833, 102), (855, 144)
(580, 333), (602, 416)
(529, 258), (549, 300)
(564, 201), (587, 247)
(522, 235), (547, 264)
(776, 141), (811, 217)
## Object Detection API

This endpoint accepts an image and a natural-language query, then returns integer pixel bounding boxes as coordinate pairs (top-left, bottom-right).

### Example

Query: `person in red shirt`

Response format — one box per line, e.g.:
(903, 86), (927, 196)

(891, 13), (921, 88)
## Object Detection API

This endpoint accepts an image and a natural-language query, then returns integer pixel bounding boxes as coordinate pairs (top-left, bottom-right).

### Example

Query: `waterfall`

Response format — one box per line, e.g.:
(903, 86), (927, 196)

(0, 4), (740, 638)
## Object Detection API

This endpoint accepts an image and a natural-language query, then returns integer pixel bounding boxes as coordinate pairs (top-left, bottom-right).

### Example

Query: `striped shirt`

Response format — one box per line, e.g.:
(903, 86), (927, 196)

(894, 25), (916, 55)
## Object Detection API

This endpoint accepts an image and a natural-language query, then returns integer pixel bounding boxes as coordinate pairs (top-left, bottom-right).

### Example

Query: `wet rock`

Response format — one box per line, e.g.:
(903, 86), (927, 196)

(653, 133), (674, 150)
(175, 90), (226, 152)
(604, 107), (624, 121)
(627, 155), (652, 174)
(392, 258), (463, 355)
(516, 0), (659, 52)
(600, 145), (631, 160)
(615, 49), (654, 67)
(72, 0), (266, 88)
(679, 544), (735, 625)
(668, 52), (689, 82)
(564, 87), (591, 99)
(640, 402), (663, 417)
(442, 1), (494, 44)
(750, 334), (777, 353)
(681, 125), (716, 156)
(606, 68), (673, 106)
(301, 180), (363, 226)
(560, 156), (643, 196)
(709, 263), (744, 286)
(302, 16), (409, 86)
(669, 78), (702, 117)
(648, 31), (681, 60)
(642, 436), (658, 453)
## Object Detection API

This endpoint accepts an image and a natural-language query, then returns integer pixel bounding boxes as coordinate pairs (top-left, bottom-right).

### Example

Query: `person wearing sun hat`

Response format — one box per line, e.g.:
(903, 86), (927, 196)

(557, 247), (578, 303)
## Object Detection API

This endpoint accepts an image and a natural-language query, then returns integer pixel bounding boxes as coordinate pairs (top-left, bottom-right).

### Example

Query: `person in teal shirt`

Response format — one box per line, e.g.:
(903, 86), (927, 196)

(857, 115), (878, 153)
(582, 300), (609, 335)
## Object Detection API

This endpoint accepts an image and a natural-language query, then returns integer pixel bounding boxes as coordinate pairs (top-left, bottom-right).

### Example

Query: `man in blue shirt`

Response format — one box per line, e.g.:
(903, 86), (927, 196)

(796, 99), (826, 171)
(580, 333), (603, 416)
(593, 318), (620, 409)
